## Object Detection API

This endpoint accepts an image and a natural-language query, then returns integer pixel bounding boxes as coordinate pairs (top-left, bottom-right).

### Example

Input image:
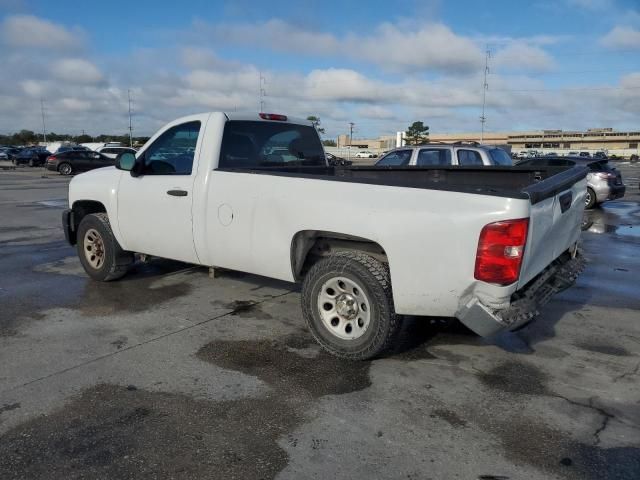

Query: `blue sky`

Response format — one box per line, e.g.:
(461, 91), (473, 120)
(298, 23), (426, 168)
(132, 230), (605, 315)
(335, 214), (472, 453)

(1, 0), (639, 138)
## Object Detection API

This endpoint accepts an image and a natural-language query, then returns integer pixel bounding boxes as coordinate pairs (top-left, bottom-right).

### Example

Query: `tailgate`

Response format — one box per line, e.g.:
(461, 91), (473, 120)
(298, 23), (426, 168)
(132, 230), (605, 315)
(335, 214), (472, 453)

(518, 167), (587, 287)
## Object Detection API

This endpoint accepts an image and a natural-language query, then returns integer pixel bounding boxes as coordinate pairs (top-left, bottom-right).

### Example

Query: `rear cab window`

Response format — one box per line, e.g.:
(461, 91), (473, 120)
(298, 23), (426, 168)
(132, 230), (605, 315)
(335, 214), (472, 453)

(218, 121), (325, 169)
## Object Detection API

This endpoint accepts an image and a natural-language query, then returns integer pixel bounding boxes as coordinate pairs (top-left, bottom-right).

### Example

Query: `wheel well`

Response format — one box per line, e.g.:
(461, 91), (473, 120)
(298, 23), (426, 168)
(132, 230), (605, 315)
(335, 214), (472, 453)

(291, 230), (387, 281)
(70, 200), (107, 244)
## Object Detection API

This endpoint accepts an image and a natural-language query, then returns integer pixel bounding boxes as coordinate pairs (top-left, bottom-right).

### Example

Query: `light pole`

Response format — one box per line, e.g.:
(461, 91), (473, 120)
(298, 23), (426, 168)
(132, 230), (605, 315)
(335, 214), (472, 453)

(349, 122), (354, 161)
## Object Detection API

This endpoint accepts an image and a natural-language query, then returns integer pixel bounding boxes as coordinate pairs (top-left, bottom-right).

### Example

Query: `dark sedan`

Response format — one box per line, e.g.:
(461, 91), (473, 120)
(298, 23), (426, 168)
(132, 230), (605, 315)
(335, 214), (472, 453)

(46, 150), (114, 176)
(14, 148), (52, 167)
(516, 155), (625, 208)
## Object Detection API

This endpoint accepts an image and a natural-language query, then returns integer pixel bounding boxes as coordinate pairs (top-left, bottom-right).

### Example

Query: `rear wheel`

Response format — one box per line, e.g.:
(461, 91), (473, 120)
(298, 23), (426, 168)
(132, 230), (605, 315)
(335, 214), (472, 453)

(585, 187), (596, 209)
(76, 213), (134, 281)
(58, 163), (73, 175)
(302, 251), (401, 360)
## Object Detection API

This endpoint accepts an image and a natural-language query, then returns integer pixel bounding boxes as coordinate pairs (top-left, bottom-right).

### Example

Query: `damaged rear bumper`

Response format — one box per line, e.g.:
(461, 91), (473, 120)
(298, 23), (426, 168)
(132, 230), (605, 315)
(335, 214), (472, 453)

(456, 249), (586, 337)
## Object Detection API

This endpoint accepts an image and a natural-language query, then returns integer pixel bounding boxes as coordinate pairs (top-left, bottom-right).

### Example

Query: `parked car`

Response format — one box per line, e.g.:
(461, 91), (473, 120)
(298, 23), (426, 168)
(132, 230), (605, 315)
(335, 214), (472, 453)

(593, 151), (608, 160)
(355, 150), (376, 159)
(62, 112), (586, 359)
(56, 145), (89, 154)
(375, 143), (512, 166)
(516, 156), (625, 208)
(46, 150), (114, 175)
(579, 151), (591, 157)
(326, 152), (351, 166)
(545, 152), (558, 157)
(14, 147), (51, 167)
(96, 146), (137, 159)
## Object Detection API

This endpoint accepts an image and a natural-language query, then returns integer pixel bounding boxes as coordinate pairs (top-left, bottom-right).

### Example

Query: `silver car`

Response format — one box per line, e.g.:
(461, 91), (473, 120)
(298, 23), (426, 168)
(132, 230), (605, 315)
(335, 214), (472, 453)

(516, 156), (625, 209)
(375, 142), (513, 167)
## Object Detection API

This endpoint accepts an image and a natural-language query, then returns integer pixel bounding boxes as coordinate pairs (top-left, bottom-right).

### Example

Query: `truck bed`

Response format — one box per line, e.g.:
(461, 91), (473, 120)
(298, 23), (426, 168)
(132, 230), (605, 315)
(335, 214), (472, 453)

(217, 165), (587, 204)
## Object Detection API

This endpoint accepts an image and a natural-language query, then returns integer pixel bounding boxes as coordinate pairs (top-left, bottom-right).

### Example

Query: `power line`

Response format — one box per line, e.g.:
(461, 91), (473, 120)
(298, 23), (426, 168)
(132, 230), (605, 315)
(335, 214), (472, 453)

(128, 89), (133, 147)
(480, 46), (491, 142)
(259, 71), (266, 112)
(40, 98), (47, 144)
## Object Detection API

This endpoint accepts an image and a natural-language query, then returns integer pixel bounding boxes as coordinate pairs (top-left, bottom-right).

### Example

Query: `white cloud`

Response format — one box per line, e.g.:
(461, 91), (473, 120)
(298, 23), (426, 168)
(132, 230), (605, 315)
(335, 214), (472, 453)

(600, 26), (640, 50)
(50, 58), (104, 85)
(190, 19), (484, 74)
(0, 14), (83, 50)
(492, 43), (556, 71)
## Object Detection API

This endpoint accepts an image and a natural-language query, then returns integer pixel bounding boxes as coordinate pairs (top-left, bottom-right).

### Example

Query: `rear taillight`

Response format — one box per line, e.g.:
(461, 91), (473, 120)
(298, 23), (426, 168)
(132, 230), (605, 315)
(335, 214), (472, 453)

(259, 113), (287, 121)
(594, 172), (615, 180)
(474, 218), (529, 285)
(47, 156), (56, 162)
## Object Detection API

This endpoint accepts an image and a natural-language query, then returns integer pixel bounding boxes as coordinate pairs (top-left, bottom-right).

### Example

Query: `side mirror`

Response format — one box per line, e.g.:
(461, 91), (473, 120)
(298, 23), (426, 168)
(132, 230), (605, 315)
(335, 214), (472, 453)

(115, 152), (136, 171)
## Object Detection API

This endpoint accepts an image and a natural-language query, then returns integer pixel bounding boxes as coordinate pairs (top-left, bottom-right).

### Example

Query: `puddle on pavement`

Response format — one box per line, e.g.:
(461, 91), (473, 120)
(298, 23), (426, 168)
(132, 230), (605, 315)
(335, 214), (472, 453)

(478, 360), (550, 396)
(211, 300), (273, 320)
(197, 334), (371, 398)
(574, 342), (630, 357)
(483, 413), (640, 480)
(0, 384), (297, 480)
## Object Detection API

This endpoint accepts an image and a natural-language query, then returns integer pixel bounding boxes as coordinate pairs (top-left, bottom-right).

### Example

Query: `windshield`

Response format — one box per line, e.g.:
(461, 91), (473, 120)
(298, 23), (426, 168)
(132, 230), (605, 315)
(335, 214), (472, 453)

(488, 148), (512, 165)
(219, 121), (325, 168)
(376, 150), (412, 166)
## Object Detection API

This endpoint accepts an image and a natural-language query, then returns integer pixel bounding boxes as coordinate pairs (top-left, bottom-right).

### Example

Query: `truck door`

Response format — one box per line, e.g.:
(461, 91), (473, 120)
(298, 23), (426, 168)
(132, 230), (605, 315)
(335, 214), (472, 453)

(117, 120), (202, 264)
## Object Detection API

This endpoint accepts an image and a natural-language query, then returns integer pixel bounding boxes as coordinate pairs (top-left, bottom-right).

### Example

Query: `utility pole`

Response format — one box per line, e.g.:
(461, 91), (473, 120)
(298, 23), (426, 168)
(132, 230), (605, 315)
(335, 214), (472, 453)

(128, 89), (133, 147)
(349, 122), (355, 161)
(40, 98), (47, 144)
(259, 71), (266, 113)
(480, 46), (490, 143)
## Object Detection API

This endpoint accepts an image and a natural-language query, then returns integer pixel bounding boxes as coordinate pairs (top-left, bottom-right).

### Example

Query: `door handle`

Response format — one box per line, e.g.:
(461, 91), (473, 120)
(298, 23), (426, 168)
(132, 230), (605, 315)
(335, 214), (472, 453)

(167, 189), (188, 197)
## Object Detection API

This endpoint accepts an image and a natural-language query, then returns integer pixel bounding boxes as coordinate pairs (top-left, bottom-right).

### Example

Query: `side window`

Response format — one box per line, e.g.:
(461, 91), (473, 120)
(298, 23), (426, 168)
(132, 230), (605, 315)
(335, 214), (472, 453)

(416, 149), (451, 166)
(376, 150), (412, 166)
(457, 149), (483, 166)
(142, 121), (200, 175)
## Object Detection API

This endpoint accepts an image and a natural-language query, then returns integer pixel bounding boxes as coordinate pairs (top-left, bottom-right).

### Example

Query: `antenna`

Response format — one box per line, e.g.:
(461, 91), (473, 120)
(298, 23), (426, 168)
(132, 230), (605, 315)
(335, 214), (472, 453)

(128, 89), (133, 147)
(259, 71), (267, 113)
(480, 46), (491, 143)
(40, 98), (47, 144)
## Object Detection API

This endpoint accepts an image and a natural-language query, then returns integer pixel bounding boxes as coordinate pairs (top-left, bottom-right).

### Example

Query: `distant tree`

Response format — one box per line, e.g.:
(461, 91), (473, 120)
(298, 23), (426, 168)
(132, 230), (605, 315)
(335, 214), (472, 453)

(404, 121), (429, 146)
(322, 139), (337, 147)
(73, 134), (93, 143)
(16, 129), (37, 145)
(307, 116), (326, 135)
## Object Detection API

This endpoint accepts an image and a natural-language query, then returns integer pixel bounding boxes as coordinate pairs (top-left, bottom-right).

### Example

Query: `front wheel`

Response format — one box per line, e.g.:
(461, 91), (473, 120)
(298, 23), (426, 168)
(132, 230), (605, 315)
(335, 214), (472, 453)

(76, 213), (134, 281)
(585, 187), (596, 209)
(58, 163), (73, 175)
(301, 251), (401, 360)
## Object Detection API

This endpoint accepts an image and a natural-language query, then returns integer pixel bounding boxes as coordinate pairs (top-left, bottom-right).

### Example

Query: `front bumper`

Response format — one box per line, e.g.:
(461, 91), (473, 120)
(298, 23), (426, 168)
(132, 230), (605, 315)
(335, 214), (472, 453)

(456, 249), (586, 337)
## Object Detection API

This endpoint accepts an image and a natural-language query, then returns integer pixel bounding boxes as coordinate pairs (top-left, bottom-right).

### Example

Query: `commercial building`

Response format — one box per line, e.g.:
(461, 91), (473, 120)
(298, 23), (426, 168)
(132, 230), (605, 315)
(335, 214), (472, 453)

(335, 128), (640, 157)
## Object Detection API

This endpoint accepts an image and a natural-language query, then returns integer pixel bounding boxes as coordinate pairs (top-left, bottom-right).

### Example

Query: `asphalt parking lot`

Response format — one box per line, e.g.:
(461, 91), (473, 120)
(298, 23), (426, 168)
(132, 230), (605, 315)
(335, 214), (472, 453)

(1, 166), (639, 480)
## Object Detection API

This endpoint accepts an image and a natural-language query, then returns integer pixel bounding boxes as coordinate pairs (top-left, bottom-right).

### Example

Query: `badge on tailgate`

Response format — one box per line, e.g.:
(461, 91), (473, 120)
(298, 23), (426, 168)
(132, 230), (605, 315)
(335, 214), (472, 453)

(559, 191), (572, 213)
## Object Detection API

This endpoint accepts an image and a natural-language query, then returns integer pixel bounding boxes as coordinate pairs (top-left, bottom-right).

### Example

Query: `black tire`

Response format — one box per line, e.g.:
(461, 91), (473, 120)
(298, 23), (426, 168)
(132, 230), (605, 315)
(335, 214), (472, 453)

(301, 251), (401, 360)
(28, 158), (35, 167)
(585, 187), (596, 209)
(76, 213), (134, 281)
(58, 163), (73, 175)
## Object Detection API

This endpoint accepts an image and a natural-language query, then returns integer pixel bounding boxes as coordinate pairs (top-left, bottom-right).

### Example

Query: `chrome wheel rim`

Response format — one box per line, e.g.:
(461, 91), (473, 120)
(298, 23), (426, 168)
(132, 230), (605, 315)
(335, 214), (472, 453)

(60, 164), (71, 175)
(585, 190), (591, 206)
(317, 276), (371, 340)
(83, 228), (105, 269)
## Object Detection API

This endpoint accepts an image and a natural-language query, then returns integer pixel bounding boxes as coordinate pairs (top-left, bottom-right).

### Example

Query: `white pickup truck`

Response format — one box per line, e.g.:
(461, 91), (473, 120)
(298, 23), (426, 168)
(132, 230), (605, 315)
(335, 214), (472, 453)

(63, 112), (587, 359)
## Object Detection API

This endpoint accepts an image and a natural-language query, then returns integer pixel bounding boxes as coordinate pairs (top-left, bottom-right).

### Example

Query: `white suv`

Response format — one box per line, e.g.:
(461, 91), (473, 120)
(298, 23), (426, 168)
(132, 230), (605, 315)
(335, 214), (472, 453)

(96, 146), (137, 159)
(376, 143), (513, 167)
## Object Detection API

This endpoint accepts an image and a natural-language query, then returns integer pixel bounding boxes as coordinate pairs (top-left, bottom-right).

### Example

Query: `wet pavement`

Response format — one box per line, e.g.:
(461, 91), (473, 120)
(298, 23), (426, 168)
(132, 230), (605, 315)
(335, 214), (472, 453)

(1, 167), (639, 479)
